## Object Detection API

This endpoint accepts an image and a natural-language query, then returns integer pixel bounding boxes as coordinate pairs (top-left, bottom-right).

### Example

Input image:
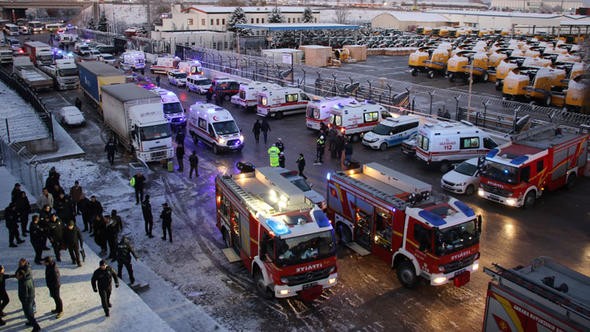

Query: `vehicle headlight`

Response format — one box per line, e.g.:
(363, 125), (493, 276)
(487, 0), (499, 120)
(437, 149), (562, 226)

(478, 188), (485, 197)
(505, 198), (517, 206)
(472, 262), (479, 271)
(328, 278), (337, 285)
(239, 135), (244, 142)
(218, 137), (226, 144)
(279, 289), (289, 295)
(432, 276), (447, 285)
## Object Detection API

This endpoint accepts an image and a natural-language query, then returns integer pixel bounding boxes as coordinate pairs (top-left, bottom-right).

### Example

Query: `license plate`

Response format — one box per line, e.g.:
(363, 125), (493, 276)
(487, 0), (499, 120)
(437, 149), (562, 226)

(454, 269), (466, 277)
(303, 282), (317, 290)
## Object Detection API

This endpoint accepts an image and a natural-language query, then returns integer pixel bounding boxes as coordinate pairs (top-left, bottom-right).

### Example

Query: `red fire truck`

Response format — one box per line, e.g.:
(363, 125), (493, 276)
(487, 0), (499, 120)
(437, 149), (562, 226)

(326, 162), (482, 288)
(478, 124), (588, 208)
(483, 257), (590, 331)
(215, 167), (338, 301)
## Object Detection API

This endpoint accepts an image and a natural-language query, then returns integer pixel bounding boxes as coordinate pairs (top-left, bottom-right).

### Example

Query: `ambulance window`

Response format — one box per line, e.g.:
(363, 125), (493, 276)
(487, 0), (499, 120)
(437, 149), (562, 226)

(300, 93), (310, 101)
(198, 118), (207, 130)
(364, 112), (379, 123)
(460, 137), (480, 149)
(536, 160), (544, 172)
(286, 93), (299, 103)
(483, 137), (498, 149)
(208, 124), (215, 136)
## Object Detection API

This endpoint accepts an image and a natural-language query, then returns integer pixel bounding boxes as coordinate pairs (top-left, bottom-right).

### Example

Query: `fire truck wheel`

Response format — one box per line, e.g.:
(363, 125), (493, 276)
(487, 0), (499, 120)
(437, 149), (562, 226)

(379, 143), (388, 151)
(254, 270), (273, 300)
(523, 191), (536, 209)
(397, 260), (418, 289)
(566, 173), (576, 189)
(465, 184), (475, 196)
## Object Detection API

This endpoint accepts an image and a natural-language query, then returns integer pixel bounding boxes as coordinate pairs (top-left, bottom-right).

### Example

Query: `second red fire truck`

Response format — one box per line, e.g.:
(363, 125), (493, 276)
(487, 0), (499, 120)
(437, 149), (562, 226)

(215, 167), (337, 301)
(326, 162), (482, 288)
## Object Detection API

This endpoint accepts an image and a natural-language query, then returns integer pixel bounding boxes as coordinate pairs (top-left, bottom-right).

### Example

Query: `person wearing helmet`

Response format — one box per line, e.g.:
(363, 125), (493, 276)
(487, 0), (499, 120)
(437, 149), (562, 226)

(275, 138), (284, 152)
(315, 135), (326, 165)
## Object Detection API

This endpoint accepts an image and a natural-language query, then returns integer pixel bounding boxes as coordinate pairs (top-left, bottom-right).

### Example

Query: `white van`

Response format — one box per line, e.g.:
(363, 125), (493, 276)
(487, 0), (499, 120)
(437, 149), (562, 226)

(257, 87), (311, 119)
(177, 60), (203, 75)
(362, 115), (420, 150)
(167, 70), (187, 87)
(186, 75), (211, 94)
(188, 103), (244, 154)
(231, 81), (280, 110)
(415, 120), (499, 172)
(3, 23), (19, 36)
(327, 100), (389, 141)
(305, 96), (356, 131)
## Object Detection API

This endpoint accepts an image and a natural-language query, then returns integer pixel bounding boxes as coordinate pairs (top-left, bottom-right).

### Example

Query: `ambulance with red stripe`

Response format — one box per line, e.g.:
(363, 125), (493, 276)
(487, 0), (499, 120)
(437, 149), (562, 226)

(187, 102), (244, 154)
(215, 167), (337, 301)
(326, 163), (482, 288)
(327, 99), (389, 141)
(231, 81), (280, 111)
(415, 120), (499, 172)
(305, 96), (356, 131)
(257, 87), (311, 119)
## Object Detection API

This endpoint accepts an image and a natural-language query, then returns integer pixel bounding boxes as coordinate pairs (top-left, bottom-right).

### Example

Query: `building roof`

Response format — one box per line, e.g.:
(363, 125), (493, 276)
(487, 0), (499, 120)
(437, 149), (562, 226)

(382, 11), (451, 22)
(561, 16), (590, 26)
(180, 6), (319, 14)
(429, 9), (562, 18)
(235, 23), (360, 31)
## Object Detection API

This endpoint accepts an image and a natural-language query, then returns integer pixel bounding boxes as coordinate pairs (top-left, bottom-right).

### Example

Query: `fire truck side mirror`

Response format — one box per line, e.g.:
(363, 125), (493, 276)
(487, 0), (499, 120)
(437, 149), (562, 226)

(476, 215), (482, 234)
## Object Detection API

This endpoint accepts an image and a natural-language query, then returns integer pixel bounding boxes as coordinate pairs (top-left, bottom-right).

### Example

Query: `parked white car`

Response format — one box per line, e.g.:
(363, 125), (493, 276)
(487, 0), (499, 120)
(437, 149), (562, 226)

(167, 70), (187, 87)
(98, 53), (117, 66)
(440, 157), (481, 195)
(55, 106), (85, 126)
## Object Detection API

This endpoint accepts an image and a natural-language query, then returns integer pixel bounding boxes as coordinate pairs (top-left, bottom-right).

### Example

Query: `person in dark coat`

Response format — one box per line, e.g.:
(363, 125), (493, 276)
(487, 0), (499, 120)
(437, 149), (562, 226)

(155, 75), (161, 87)
(77, 195), (91, 232)
(296, 153), (307, 179)
(141, 195), (154, 238)
(15, 191), (31, 237)
(327, 127), (338, 158)
(91, 260), (119, 317)
(93, 215), (108, 256)
(0, 265), (15, 322)
(160, 203), (173, 243)
(39, 204), (52, 250)
(343, 137), (354, 165)
(63, 220), (83, 267)
(75, 97), (82, 110)
(261, 118), (271, 144)
(175, 130), (185, 145)
(45, 168), (61, 198)
(252, 120), (261, 144)
(47, 214), (65, 262)
(69, 181), (83, 215)
(189, 151), (199, 178)
(176, 143), (185, 172)
(106, 210), (123, 261)
(87, 196), (104, 235)
(116, 236), (138, 285)
(132, 172), (146, 205)
(43, 256), (63, 318)
(275, 138), (285, 152)
(55, 193), (75, 227)
(335, 133), (346, 159)
(15, 258), (40, 331)
(105, 139), (117, 165)
(206, 86), (213, 103)
(4, 203), (24, 247)
(11, 183), (22, 203)
(278, 152), (286, 168)
(29, 215), (45, 265)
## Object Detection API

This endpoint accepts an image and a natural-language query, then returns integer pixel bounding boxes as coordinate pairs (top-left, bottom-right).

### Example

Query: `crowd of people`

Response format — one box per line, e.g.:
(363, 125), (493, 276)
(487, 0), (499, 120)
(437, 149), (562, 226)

(1, 165), (176, 330)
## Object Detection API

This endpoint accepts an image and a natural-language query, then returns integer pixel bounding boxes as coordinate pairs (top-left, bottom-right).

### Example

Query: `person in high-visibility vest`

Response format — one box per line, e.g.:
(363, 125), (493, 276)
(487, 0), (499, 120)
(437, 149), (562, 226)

(315, 135), (326, 164)
(268, 144), (280, 167)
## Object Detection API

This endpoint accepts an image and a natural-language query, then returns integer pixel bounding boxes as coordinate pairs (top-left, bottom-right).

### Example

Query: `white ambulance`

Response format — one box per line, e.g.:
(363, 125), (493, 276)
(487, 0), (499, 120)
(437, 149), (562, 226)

(188, 102), (244, 154)
(361, 115), (420, 150)
(231, 81), (280, 111)
(177, 60), (203, 76)
(414, 120), (499, 172)
(327, 100), (389, 141)
(150, 55), (179, 74)
(256, 87), (311, 119)
(305, 96), (356, 131)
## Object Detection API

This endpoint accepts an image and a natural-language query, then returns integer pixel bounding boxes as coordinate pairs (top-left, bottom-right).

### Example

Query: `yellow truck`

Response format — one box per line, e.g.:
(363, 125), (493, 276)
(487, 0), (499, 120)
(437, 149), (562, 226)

(447, 50), (489, 83)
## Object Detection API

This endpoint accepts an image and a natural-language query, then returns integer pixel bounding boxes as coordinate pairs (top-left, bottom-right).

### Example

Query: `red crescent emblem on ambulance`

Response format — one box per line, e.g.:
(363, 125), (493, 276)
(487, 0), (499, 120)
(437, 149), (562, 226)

(213, 116), (218, 121)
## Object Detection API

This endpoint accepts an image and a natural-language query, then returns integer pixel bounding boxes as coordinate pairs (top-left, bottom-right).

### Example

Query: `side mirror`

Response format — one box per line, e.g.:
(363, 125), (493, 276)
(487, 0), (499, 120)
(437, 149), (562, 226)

(477, 215), (482, 234)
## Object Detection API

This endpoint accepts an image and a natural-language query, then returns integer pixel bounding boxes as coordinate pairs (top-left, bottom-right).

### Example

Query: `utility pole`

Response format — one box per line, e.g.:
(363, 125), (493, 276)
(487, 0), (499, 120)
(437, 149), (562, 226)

(146, 0), (151, 32)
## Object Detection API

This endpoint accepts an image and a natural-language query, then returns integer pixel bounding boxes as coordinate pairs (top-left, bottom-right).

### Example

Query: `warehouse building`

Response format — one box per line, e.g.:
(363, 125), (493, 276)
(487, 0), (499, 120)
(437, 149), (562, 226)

(371, 11), (452, 30)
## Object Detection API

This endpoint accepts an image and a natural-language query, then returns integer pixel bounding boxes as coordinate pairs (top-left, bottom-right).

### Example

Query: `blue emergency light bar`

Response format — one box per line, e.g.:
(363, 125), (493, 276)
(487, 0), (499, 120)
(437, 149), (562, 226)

(453, 200), (475, 218)
(313, 210), (331, 228)
(266, 218), (291, 236)
(418, 210), (446, 227)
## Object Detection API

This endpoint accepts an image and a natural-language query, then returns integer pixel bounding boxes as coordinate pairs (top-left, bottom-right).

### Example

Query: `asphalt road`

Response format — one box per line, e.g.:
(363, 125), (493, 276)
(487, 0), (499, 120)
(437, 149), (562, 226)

(36, 67), (590, 331)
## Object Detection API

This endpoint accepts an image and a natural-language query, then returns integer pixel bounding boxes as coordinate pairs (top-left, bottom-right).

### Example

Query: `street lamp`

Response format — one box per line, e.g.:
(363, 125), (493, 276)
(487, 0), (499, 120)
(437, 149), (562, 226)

(482, 100), (489, 128)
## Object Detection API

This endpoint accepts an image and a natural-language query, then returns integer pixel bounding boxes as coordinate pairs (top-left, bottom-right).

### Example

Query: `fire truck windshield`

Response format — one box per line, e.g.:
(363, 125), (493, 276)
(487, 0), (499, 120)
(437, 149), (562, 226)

(480, 161), (519, 184)
(275, 230), (335, 268)
(434, 219), (479, 256)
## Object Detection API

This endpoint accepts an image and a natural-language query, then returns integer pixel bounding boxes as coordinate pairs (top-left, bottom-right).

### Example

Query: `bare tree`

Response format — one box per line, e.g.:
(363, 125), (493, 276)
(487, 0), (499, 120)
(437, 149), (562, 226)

(335, 7), (350, 24)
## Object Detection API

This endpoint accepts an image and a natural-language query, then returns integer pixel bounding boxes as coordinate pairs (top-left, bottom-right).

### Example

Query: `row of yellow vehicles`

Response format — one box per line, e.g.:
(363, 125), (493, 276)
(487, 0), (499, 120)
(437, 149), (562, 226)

(408, 36), (588, 112)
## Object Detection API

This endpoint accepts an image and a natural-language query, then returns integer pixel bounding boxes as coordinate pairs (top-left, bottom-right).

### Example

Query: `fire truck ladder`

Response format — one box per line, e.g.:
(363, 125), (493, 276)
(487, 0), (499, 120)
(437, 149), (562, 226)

(335, 172), (407, 210)
(484, 264), (590, 322)
(509, 123), (557, 142)
(222, 176), (275, 215)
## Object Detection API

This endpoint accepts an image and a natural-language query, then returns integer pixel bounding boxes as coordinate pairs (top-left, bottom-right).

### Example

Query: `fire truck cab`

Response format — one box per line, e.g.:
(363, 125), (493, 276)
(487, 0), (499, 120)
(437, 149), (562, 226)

(483, 257), (590, 331)
(326, 163), (481, 288)
(305, 96), (356, 131)
(478, 124), (588, 208)
(327, 100), (389, 141)
(215, 168), (338, 301)
(415, 120), (499, 172)
(257, 87), (311, 119)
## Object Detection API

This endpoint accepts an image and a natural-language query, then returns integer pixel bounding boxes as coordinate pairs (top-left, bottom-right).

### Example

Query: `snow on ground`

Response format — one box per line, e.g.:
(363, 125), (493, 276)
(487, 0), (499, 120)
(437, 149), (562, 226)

(0, 81), (49, 142)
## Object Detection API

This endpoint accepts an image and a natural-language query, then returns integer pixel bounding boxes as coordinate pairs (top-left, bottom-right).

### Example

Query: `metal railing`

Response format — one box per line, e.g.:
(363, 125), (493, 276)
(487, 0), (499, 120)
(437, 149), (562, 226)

(0, 138), (46, 202)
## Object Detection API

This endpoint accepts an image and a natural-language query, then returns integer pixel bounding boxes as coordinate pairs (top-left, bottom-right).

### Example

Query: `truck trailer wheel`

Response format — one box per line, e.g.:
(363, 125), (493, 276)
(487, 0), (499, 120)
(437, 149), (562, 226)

(397, 260), (418, 289)
(254, 270), (273, 300)
(523, 191), (536, 209)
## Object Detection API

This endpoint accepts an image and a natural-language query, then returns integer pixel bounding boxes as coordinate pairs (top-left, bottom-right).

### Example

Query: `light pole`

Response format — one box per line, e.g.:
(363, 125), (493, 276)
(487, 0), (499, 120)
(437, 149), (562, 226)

(467, 63), (474, 120)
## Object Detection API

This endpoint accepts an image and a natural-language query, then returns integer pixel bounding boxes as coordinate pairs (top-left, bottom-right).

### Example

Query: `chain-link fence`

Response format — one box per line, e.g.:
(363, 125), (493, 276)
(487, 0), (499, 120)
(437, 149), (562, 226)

(0, 139), (46, 201)
(182, 46), (590, 132)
